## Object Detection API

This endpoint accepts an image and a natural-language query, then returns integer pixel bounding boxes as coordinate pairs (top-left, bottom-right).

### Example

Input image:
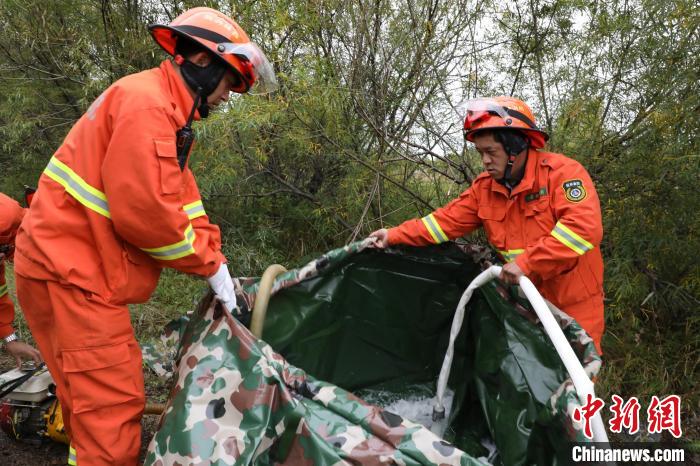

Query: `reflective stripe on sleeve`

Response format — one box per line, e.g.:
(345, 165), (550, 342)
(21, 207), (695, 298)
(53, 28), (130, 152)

(183, 200), (206, 220)
(45, 157), (201, 262)
(497, 249), (525, 262)
(0, 284), (7, 298)
(551, 221), (594, 255)
(141, 224), (196, 261)
(68, 444), (77, 465)
(420, 214), (449, 244)
(44, 157), (111, 218)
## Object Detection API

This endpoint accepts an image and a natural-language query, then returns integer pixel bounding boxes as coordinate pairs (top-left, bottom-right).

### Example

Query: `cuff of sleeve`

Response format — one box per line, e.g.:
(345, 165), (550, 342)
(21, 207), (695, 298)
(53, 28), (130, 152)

(386, 228), (399, 246)
(515, 254), (532, 276)
(208, 256), (227, 278)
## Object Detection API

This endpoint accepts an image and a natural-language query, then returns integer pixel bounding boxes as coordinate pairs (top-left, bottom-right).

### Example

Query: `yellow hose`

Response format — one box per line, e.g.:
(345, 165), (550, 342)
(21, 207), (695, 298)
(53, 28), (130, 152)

(134, 265), (286, 417)
(144, 403), (166, 415)
(250, 264), (287, 338)
(138, 265), (286, 417)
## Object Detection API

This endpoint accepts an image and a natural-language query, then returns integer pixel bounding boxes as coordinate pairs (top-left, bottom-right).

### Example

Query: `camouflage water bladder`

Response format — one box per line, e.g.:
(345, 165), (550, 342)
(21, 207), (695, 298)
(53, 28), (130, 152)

(143, 241), (601, 466)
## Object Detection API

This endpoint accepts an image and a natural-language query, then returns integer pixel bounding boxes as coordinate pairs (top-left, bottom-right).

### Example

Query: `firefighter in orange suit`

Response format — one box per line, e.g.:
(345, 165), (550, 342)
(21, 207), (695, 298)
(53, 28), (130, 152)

(370, 97), (605, 355)
(13, 7), (276, 465)
(0, 192), (42, 367)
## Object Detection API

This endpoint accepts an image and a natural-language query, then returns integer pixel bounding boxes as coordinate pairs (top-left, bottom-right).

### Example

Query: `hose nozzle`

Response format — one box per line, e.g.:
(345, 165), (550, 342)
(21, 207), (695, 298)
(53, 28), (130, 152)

(432, 404), (445, 422)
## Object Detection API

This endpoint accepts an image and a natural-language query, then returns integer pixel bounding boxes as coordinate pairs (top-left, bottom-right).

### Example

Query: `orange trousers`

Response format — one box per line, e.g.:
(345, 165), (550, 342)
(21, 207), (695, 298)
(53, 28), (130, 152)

(560, 294), (605, 355)
(15, 275), (144, 465)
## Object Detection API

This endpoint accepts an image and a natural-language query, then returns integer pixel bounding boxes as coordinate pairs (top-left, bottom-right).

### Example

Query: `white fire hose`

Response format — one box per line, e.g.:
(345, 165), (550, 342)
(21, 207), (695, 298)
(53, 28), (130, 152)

(432, 265), (609, 444)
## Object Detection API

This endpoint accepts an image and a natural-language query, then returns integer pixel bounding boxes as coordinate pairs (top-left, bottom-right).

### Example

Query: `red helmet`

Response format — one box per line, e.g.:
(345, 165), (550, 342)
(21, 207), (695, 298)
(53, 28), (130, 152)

(460, 96), (548, 149)
(149, 7), (277, 94)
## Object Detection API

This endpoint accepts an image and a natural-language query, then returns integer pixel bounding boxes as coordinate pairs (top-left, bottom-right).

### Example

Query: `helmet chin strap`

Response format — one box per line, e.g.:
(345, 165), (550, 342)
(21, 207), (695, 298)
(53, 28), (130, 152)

(495, 130), (529, 190)
(500, 152), (528, 190)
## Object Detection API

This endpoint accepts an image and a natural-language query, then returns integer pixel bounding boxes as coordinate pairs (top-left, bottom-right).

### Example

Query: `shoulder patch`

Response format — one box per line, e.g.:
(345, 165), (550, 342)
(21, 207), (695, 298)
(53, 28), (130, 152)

(562, 179), (587, 203)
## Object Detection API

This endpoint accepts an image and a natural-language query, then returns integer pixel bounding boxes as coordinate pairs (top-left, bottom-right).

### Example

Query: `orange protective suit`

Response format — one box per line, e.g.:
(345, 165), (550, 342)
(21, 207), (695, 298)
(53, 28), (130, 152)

(14, 60), (225, 465)
(0, 193), (26, 339)
(388, 149), (605, 353)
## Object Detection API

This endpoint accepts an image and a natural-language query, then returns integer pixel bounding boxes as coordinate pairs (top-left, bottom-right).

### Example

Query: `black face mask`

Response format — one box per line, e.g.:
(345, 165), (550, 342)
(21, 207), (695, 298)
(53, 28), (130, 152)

(179, 58), (227, 119)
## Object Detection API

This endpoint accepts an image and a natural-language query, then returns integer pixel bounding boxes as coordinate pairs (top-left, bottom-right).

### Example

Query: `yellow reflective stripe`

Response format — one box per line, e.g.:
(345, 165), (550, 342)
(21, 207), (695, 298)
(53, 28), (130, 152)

(421, 216), (439, 243)
(497, 249), (525, 262)
(68, 445), (77, 465)
(43, 157), (111, 218)
(0, 284), (7, 298)
(420, 214), (449, 244)
(141, 224), (196, 261)
(42, 157), (202, 262)
(551, 221), (593, 255)
(183, 200), (205, 220)
(556, 222), (594, 250)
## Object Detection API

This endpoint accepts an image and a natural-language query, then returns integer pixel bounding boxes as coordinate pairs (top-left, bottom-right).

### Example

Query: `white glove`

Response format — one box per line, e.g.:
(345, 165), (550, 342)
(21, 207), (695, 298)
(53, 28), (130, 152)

(207, 263), (237, 312)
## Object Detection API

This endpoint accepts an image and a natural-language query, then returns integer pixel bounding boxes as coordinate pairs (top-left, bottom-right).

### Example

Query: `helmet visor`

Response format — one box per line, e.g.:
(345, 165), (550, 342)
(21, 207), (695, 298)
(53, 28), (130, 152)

(217, 42), (278, 94)
(457, 98), (510, 133)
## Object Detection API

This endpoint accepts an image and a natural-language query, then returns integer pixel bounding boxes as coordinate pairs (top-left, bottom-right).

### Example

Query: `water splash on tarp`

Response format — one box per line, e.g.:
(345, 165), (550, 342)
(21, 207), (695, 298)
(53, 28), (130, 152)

(356, 383), (455, 431)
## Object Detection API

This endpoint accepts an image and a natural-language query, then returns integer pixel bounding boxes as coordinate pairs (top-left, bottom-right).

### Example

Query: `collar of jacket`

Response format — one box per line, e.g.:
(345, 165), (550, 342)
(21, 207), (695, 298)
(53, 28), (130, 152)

(158, 60), (201, 127)
(490, 148), (540, 197)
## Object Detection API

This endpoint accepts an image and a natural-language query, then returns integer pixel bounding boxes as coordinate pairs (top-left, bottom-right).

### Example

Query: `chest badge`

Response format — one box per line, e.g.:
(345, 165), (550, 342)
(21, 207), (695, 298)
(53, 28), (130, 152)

(525, 187), (547, 202)
(563, 179), (587, 202)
